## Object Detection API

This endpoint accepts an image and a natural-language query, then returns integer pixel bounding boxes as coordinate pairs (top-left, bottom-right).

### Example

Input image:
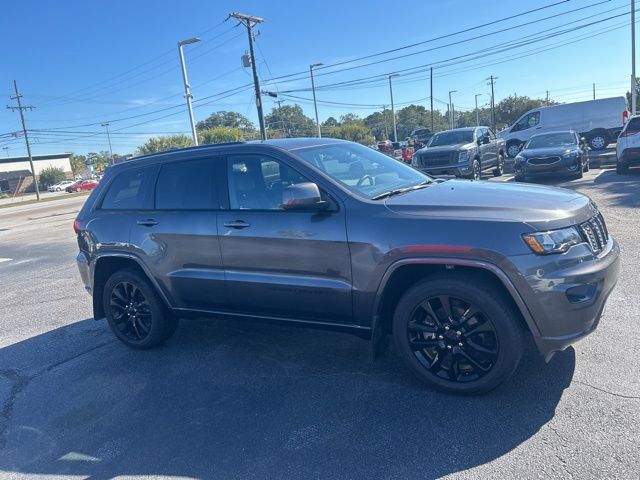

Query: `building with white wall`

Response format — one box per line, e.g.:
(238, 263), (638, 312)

(0, 153), (72, 194)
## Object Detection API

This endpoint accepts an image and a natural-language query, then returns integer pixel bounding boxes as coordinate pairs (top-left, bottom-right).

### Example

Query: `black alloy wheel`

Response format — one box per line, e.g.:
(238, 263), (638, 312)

(103, 268), (178, 349)
(406, 295), (499, 383)
(109, 281), (153, 342)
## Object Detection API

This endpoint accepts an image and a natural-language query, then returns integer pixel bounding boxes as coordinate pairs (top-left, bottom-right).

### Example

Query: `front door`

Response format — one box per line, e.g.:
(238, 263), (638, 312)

(218, 153), (353, 323)
(129, 156), (227, 311)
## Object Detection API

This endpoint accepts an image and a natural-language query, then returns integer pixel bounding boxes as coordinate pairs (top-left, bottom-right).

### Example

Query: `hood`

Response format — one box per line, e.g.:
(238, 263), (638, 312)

(383, 179), (596, 230)
(519, 146), (580, 158)
(417, 143), (473, 154)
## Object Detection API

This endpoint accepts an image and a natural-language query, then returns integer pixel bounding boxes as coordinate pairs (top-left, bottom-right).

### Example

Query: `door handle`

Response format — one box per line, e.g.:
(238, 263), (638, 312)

(224, 220), (251, 229)
(137, 219), (158, 227)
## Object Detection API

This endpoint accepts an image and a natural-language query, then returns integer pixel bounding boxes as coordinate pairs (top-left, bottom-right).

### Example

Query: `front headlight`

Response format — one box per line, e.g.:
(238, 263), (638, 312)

(514, 155), (524, 164)
(458, 150), (470, 162)
(522, 227), (583, 254)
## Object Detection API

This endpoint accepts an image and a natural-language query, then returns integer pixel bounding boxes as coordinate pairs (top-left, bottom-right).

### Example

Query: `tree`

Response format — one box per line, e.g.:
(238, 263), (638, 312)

(339, 113), (363, 125)
(196, 111), (256, 135)
(136, 135), (193, 155)
(322, 117), (339, 128)
(265, 104), (315, 137)
(364, 110), (394, 140)
(69, 154), (86, 177)
(329, 123), (375, 145)
(494, 95), (551, 129)
(85, 151), (111, 174)
(199, 127), (244, 144)
(38, 166), (66, 189)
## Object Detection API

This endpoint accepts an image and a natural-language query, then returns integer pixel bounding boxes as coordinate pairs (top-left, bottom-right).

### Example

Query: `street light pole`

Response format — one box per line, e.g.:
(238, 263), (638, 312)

(310, 63), (323, 138)
(101, 122), (114, 165)
(448, 90), (457, 129)
(178, 37), (201, 146)
(2, 146), (9, 157)
(389, 74), (399, 142)
(474, 94), (482, 126)
(632, 0), (637, 114)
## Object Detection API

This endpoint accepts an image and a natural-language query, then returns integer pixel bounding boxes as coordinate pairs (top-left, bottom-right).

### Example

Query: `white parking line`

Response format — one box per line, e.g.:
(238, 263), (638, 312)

(0, 258), (12, 263)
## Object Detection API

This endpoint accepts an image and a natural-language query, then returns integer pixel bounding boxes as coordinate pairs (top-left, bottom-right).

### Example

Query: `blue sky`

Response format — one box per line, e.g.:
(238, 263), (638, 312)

(0, 0), (636, 156)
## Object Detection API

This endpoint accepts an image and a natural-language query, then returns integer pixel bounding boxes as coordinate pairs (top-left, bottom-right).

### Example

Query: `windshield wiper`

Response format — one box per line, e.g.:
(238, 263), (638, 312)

(371, 181), (432, 200)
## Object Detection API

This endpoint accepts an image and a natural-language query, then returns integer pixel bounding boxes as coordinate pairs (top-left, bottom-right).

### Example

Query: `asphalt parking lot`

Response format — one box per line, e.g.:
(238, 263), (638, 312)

(0, 167), (638, 479)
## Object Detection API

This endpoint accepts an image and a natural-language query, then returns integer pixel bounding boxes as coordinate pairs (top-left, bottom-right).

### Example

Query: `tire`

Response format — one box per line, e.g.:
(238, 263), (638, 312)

(583, 159), (590, 173)
(468, 159), (481, 180)
(588, 133), (608, 151)
(617, 162), (629, 174)
(493, 154), (505, 177)
(575, 165), (584, 179)
(514, 174), (525, 182)
(392, 273), (524, 394)
(506, 141), (522, 158)
(103, 268), (178, 349)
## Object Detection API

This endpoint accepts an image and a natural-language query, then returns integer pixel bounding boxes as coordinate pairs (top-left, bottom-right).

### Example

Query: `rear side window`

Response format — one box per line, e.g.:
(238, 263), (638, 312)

(155, 158), (218, 210)
(101, 167), (154, 210)
(626, 117), (640, 133)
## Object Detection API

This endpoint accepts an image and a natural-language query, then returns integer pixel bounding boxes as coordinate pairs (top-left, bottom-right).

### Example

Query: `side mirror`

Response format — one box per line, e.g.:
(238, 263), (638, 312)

(282, 182), (327, 211)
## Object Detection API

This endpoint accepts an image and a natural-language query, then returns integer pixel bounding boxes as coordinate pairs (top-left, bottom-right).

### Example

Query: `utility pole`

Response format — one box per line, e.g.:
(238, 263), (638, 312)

(7, 80), (39, 201)
(231, 12), (266, 140)
(2, 146), (9, 157)
(430, 67), (434, 131)
(275, 99), (286, 108)
(388, 74), (399, 142)
(475, 94), (482, 126)
(177, 37), (201, 146)
(633, 0), (637, 114)
(487, 76), (497, 132)
(448, 90), (456, 129)
(593, 83), (596, 100)
(382, 105), (389, 140)
(310, 63), (323, 138)
(101, 122), (114, 165)
(546, 90), (550, 105)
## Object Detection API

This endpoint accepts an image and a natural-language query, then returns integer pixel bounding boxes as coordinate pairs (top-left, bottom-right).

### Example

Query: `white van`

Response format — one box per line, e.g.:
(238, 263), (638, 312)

(497, 97), (628, 157)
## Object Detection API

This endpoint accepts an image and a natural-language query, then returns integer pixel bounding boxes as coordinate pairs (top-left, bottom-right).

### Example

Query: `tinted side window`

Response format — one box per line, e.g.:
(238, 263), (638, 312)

(156, 158), (218, 210)
(101, 167), (154, 210)
(227, 155), (311, 210)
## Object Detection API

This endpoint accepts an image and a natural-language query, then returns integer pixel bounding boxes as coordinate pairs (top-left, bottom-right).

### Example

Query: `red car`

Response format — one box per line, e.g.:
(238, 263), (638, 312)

(66, 179), (98, 192)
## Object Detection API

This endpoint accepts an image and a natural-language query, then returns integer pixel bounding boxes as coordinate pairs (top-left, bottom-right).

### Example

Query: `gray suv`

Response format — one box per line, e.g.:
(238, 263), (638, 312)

(75, 138), (620, 394)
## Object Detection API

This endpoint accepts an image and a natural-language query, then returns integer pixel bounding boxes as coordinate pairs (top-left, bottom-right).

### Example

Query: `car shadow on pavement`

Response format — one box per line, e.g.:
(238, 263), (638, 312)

(0, 317), (575, 480)
(581, 169), (640, 208)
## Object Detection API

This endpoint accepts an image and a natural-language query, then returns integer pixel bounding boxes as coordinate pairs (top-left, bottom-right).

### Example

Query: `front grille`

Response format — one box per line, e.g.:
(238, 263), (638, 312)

(420, 153), (453, 166)
(527, 156), (561, 165)
(579, 212), (609, 254)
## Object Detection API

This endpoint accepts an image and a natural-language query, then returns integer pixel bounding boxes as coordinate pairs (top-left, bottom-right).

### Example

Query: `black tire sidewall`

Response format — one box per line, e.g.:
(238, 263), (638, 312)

(392, 276), (523, 394)
(103, 269), (173, 349)
(589, 134), (608, 150)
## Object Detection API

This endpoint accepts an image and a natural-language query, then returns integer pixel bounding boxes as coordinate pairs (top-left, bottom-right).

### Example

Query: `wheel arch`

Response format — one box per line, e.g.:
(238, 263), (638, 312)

(370, 258), (540, 358)
(91, 253), (172, 320)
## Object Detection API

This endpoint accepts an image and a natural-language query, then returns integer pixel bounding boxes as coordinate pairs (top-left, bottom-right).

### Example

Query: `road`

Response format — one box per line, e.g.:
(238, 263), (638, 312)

(0, 168), (638, 479)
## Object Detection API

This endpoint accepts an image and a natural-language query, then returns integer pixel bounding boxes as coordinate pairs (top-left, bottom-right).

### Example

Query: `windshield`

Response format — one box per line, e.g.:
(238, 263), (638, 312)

(428, 130), (474, 147)
(525, 132), (577, 149)
(293, 142), (430, 199)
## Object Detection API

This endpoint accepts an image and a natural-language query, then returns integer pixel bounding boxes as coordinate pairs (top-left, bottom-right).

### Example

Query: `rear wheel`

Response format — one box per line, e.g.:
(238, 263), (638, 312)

(392, 274), (524, 394)
(588, 133), (608, 151)
(103, 268), (178, 349)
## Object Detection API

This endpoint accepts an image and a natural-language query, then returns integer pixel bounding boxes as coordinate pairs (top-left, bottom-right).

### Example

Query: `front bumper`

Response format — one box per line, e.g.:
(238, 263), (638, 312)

(515, 157), (582, 178)
(418, 164), (471, 177)
(508, 237), (620, 361)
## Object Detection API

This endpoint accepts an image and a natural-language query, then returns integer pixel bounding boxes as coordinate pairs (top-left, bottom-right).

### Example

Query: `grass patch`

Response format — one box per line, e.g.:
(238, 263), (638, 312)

(0, 191), (89, 209)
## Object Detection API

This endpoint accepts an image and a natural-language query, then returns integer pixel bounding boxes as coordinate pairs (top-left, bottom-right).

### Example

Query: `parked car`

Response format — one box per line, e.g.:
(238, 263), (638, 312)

(401, 146), (415, 163)
(48, 180), (75, 192)
(513, 131), (589, 182)
(497, 96), (628, 157)
(377, 140), (393, 155)
(409, 128), (434, 149)
(411, 126), (506, 179)
(66, 179), (98, 192)
(615, 114), (640, 174)
(74, 138), (620, 394)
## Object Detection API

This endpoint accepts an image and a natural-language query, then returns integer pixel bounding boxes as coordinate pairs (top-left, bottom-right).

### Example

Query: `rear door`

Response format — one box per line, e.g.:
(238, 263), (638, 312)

(218, 152), (353, 323)
(129, 155), (227, 311)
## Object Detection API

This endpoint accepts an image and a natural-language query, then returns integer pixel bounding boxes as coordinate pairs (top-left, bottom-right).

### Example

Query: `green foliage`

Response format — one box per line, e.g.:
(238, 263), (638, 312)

(339, 113), (363, 125)
(493, 95), (552, 129)
(196, 111), (256, 134)
(265, 105), (315, 137)
(69, 154), (86, 176)
(363, 110), (394, 140)
(322, 116), (339, 128)
(38, 166), (66, 189)
(136, 135), (193, 155)
(329, 123), (375, 145)
(199, 127), (244, 145)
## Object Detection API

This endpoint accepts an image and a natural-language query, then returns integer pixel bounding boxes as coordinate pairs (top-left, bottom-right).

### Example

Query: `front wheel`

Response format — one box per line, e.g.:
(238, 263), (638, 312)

(493, 154), (505, 177)
(506, 141), (522, 158)
(103, 268), (178, 349)
(392, 273), (524, 394)
(467, 159), (481, 180)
